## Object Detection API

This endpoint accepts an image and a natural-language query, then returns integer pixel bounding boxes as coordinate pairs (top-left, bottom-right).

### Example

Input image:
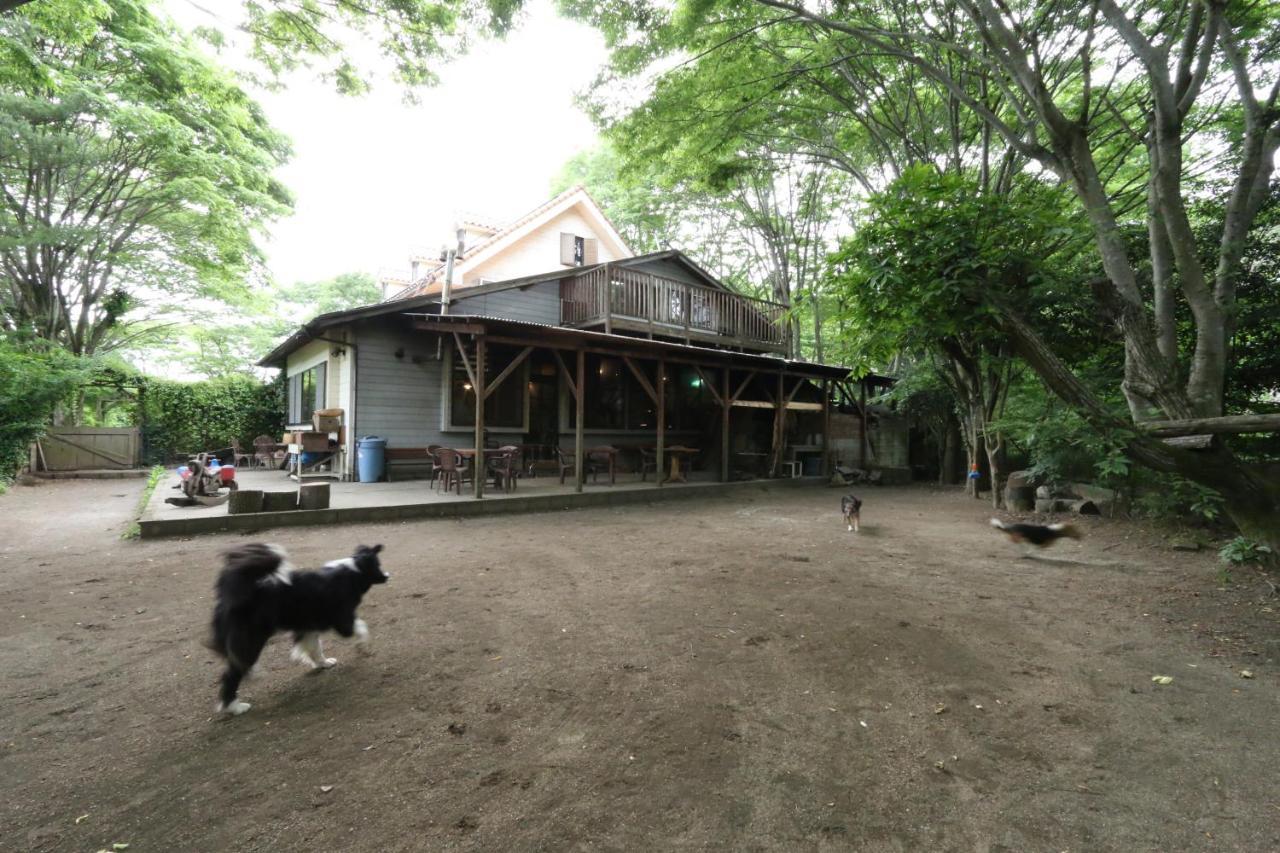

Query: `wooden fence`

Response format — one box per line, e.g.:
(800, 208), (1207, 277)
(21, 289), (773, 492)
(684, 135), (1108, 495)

(34, 427), (141, 471)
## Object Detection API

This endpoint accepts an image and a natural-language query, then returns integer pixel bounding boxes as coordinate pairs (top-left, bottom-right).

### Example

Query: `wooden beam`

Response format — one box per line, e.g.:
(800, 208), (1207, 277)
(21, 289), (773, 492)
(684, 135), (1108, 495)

(481, 333), (835, 381)
(474, 335), (486, 499)
(693, 364), (723, 408)
(730, 370), (757, 404)
(452, 332), (477, 390)
(552, 349), (578, 400)
(1141, 413), (1280, 437)
(1162, 434), (1213, 449)
(859, 379), (868, 469)
(656, 359), (666, 488)
(414, 320), (487, 336)
(484, 345), (533, 399)
(821, 378), (831, 476)
(622, 356), (659, 405)
(732, 400), (823, 411)
(575, 349), (585, 493)
(721, 367), (730, 483)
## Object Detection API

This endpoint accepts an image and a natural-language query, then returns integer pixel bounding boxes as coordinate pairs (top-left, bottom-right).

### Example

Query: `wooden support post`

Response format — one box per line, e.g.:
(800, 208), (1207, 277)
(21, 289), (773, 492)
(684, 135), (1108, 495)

(859, 378), (868, 470)
(721, 367), (730, 482)
(575, 349), (585, 493)
(769, 371), (784, 477)
(656, 359), (666, 487)
(474, 335), (486, 499)
(821, 378), (832, 476)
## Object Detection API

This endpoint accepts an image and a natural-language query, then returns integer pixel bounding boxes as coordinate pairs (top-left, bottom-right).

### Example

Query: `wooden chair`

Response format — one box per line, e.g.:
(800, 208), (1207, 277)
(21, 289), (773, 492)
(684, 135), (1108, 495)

(638, 447), (658, 482)
(252, 435), (279, 469)
(436, 448), (473, 495)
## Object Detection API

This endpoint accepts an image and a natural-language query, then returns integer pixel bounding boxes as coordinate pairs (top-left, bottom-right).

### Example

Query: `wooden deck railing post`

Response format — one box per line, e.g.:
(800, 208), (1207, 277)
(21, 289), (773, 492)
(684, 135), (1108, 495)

(575, 349), (585, 493)
(603, 264), (613, 335)
(474, 335), (486, 499)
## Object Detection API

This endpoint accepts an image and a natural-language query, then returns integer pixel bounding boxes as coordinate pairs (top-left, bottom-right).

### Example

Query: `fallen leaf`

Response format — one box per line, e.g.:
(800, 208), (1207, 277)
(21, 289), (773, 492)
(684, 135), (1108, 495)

(859, 720), (868, 728)
(933, 704), (948, 714)
(1151, 675), (1174, 685)
(1240, 670), (1255, 679)
(113, 845), (129, 851)
(320, 785), (333, 793)
(75, 814), (89, 824)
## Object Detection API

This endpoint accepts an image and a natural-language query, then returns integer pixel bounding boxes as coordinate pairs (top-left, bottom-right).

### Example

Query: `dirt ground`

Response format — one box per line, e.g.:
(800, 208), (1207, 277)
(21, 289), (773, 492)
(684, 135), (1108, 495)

(1, 479), (1277, 852)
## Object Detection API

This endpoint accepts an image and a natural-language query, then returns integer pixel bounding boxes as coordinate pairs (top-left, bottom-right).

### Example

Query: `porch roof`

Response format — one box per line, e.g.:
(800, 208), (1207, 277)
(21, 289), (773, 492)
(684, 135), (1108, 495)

(402, 313), (860, 379)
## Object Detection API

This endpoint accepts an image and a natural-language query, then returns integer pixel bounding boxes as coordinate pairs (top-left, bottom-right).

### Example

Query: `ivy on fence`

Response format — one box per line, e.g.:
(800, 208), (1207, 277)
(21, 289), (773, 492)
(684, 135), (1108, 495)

(138, 374), (285, 464)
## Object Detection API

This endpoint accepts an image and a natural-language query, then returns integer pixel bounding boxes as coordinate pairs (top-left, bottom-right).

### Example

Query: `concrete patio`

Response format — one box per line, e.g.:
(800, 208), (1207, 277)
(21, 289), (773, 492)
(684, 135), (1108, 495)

(139, 467), (825, 539)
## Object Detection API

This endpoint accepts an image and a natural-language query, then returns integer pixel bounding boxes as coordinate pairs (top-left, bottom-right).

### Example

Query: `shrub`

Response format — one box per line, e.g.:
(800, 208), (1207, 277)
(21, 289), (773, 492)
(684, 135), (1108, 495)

(0, 339), (94, 483)
(138, 374), (284, 464)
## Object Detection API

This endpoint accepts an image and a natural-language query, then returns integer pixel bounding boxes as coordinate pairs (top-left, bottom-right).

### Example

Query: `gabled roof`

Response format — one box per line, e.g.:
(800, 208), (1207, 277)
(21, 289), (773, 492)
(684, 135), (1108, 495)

(390, 185), (633, 301)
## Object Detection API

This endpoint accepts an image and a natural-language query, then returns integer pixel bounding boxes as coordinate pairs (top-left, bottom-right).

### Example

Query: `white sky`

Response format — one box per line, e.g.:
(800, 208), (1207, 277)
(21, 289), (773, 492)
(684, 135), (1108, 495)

(167, 0), (608, 286)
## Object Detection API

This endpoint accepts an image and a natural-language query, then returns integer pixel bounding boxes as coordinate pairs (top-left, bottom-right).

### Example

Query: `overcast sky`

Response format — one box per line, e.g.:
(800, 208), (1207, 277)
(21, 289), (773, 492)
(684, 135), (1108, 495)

(168, 0), (608, 287)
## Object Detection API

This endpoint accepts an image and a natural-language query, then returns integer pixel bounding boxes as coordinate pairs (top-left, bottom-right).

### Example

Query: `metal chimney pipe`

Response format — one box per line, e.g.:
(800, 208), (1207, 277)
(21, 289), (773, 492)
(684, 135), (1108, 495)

(441, 248), (456, 315)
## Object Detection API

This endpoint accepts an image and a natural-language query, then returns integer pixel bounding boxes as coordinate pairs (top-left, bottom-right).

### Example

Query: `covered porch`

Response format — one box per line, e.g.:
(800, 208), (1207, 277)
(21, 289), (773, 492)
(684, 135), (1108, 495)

(402, 313), (863, 499)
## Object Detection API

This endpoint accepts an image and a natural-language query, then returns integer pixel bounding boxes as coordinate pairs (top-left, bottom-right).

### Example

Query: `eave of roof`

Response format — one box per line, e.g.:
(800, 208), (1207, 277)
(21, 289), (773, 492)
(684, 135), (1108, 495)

(398, 313), (860, 378)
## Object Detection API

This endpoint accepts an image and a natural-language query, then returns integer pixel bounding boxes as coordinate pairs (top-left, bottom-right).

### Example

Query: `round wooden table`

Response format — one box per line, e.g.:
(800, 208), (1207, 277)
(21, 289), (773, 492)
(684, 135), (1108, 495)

(662, 446), (699, 484)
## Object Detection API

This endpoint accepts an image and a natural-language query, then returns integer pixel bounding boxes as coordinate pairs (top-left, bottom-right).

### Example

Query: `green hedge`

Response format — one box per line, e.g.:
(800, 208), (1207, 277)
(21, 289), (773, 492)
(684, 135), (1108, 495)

(0, 340), (94, 484)
(138, 374), (284, 464)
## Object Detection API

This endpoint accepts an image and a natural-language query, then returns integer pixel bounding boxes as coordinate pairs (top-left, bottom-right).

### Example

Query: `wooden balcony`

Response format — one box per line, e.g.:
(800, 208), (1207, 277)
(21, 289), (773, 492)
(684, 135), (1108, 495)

(560, 264), (790, 353)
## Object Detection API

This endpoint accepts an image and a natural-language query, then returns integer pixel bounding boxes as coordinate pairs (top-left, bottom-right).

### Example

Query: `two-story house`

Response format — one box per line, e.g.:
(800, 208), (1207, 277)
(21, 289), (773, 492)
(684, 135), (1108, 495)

(260, 186), (863, 493)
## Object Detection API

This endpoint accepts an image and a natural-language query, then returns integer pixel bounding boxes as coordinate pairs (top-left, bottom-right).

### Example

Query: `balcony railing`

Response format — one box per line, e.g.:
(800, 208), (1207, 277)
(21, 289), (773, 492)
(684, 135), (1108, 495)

(560, 264), (789, 352)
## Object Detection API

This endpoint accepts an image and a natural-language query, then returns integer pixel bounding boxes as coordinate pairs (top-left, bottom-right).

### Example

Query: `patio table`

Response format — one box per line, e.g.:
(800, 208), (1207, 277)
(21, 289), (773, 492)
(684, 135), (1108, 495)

(662, 445), (699, 484)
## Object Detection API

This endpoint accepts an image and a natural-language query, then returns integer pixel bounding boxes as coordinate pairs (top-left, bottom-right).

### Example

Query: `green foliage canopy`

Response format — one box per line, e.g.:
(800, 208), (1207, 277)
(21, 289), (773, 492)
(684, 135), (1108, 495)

(0, 0), (292, 356)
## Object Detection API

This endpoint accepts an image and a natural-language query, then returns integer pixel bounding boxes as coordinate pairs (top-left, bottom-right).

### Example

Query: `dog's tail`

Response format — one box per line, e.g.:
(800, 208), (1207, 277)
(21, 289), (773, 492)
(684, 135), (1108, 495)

(989, 518), (1007, 531)
(207, 544), (288, 656)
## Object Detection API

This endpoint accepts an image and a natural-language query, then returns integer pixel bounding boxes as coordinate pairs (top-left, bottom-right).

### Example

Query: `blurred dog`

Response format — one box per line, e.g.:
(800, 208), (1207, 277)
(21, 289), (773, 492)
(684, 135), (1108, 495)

(989, 518), (1081, 555)
(207, 543), (388, 715)
(842, 495), (863, 532)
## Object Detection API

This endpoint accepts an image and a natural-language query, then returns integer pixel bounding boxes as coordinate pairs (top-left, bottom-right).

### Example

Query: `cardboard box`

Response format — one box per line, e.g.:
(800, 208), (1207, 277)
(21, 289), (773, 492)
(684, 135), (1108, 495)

(283, 431), (330, 451)
(312, 413), (342, 433)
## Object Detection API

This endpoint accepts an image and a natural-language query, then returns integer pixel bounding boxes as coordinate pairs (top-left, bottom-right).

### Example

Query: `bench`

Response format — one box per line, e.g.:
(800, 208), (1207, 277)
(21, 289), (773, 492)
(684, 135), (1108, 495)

(385, 447), (432, 482)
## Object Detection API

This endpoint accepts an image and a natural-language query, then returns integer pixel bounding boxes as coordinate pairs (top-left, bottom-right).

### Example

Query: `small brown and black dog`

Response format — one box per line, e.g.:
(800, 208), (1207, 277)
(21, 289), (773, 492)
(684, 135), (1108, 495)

(989, 518), (1081, 554)
(842, 495), (863, 532)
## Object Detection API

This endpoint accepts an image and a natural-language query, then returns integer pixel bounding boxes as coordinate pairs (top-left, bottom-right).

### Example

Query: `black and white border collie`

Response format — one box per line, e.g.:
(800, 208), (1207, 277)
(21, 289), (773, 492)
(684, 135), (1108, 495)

(208, 543), (389, 715)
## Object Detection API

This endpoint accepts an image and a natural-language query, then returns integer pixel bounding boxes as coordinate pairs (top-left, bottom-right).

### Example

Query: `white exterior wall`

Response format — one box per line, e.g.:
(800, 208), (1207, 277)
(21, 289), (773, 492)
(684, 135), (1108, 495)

(463, 208), (625, 286)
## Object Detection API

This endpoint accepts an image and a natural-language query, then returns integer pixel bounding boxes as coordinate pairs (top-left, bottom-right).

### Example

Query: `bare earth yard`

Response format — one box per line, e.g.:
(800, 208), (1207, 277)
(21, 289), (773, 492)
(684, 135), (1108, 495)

(1, 479), (1277, 852)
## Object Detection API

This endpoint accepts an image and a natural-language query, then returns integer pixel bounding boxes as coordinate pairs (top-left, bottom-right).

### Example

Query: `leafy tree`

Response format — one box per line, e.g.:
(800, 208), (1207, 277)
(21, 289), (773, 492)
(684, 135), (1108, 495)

(277, 271), (382, 318)
(573, 0), (1280, 555)
(830, 168), (1080, 505)
(0, 0), (292, 357)
(552, 145), (676, 254)
(0, 0), (522, 94)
